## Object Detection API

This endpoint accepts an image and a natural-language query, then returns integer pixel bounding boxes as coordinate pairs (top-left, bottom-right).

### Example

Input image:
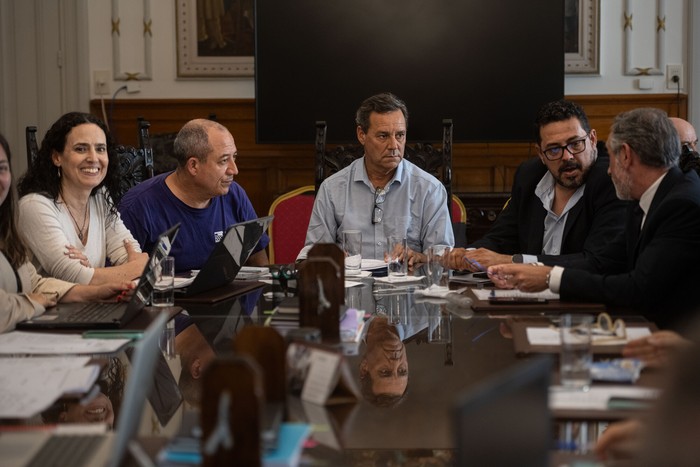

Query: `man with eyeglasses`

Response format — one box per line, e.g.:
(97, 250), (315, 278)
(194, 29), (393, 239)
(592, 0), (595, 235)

(445, 99), (628, 272)
(489, 108), (700, 330)
(670, 117), (698, 154)
(297, 92), (454, 264)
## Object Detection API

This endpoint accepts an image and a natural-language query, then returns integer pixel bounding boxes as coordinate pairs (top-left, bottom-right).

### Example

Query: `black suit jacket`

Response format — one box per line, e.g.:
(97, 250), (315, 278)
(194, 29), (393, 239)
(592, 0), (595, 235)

(561, 167), (700, 330)
(472, 156), (630, 270)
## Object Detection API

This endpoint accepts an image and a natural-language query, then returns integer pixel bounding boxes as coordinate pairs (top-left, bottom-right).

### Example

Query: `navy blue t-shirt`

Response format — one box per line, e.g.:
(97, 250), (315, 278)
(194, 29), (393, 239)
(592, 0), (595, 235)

(119, 172), (269, 273)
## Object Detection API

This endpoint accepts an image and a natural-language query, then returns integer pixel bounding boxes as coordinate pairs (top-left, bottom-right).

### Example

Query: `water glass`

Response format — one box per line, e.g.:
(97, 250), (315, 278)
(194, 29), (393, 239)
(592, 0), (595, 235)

(427, 244), (450, 287)
(386, 235), (407, 277)
(342, 230), (362, 274)
(152, 256), (175, 307)
(559, 314), (593, 390)
(428, 306), (452, 344)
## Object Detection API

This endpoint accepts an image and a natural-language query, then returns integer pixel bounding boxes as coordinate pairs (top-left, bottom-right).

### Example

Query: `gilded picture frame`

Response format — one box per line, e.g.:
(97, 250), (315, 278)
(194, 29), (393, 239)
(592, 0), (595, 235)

(176, 0), (255, 78)
(565, 0), (600, 75)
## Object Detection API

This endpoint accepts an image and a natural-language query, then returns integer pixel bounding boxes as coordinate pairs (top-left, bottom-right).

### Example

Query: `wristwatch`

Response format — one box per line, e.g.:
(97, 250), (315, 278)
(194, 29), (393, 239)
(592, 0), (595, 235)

(512, 254), (524, 263)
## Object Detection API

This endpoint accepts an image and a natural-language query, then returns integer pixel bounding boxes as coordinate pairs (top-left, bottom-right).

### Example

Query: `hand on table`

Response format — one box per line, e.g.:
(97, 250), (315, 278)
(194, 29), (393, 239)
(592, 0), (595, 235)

(622, 331), (691, 368)
(487, 263), (552, 292)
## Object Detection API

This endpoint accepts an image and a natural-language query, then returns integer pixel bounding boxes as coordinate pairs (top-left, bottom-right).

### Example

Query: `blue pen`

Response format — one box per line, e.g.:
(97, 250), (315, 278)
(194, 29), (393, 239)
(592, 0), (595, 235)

(463, 256), (486, 272)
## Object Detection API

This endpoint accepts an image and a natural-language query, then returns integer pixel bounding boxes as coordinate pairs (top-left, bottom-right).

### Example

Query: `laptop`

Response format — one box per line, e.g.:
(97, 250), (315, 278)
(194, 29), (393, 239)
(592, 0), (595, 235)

(174, 215), (273, 298)
(17, 224), (180, 330)
(0, 311), (168, 467)
(452, 355), (553, 467)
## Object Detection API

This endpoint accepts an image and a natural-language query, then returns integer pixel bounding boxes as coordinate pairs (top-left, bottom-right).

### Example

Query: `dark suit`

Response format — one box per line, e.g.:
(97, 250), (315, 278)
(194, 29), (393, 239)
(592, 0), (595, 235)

(472, 156), (629, 269)
(561, 167), (700, 330)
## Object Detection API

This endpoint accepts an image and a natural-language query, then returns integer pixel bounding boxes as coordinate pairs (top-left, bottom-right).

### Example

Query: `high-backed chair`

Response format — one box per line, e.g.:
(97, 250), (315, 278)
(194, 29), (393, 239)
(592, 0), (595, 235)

(26, 120), (154, 200)
(314, 120), (466, 245)
(315, 119), (454, 218)
(267, 185), (315, 264)
(25, 126), (39, 167)
(114, 119), (155, 198)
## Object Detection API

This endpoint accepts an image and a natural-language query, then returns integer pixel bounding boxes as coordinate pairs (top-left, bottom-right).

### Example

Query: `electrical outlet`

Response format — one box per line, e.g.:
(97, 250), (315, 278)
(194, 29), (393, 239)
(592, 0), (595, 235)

(666, 64), (684, 90)
(93, 70), (110, 96)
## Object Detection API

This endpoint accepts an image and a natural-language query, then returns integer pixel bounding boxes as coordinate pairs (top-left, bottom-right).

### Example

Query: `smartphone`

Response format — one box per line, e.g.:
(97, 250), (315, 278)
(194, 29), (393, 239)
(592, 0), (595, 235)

(488, 297), (548, 304)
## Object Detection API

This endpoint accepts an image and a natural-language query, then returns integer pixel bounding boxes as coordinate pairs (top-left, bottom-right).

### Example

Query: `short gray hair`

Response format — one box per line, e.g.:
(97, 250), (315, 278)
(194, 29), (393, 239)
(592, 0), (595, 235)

(607, 108), (680, 169)
(173, 119), (228, 166)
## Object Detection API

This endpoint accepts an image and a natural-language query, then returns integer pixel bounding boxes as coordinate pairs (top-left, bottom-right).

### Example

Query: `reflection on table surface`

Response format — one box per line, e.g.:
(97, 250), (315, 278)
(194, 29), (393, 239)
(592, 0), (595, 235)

(180, 274), (529, 452)
(3, 270), (644, 464)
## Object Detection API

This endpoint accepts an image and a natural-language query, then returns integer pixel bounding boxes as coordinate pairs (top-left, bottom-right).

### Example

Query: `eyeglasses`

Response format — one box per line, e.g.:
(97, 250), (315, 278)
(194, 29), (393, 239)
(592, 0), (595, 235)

(567, 312), (627, 342)
(372, 188), (386, 224)
(540, 134), (589, 161)
(682, 139), (698, 152)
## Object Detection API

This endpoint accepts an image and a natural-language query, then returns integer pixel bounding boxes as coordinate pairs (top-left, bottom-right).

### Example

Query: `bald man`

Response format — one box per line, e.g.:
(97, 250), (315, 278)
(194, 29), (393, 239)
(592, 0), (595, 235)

(119, 119), (269, 272)
(670, 117), (698, 153)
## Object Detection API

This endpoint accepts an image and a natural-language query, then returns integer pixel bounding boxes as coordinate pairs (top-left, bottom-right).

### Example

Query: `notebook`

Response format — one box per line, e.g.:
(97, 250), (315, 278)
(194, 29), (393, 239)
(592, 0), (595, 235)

(16, 224), (180, 330)
(174, 215), (273, 298)
(452, 355), (552, 467)
(0, 311), (168, 467)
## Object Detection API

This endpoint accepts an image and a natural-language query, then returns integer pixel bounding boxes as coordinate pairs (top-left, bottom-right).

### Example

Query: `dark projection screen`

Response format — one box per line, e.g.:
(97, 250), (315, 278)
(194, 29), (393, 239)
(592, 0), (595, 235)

(254, 0), (564, 144)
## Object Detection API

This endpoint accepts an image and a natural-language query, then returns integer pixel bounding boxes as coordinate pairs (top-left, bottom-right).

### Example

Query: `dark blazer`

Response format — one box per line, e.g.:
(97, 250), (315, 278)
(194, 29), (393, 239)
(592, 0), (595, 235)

(561, 167), (700, 330)
(471, 156), (630, 270)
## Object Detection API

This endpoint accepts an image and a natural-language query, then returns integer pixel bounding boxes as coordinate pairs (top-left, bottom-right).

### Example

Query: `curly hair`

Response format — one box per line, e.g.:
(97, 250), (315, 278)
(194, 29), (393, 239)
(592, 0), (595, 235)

(534, 99), (592, 144)
(17, 112), (123, 219)
(0, 133), (30, 268)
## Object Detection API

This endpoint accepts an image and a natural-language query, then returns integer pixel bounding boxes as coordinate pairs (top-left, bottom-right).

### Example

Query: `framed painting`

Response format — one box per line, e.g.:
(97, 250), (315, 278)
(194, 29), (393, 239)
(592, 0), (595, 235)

(176, 0), (255, 77)
(565, 0), (600, 75)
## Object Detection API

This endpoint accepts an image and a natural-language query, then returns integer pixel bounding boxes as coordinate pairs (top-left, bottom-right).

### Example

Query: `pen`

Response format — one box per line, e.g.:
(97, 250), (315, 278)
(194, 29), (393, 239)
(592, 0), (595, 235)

(463, 257), (486, 272)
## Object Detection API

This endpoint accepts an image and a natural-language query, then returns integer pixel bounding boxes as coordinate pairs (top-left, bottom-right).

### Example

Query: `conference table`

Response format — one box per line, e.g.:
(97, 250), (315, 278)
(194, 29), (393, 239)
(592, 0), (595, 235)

(0, 267), (661, 466)
(173, 267), (660, 465)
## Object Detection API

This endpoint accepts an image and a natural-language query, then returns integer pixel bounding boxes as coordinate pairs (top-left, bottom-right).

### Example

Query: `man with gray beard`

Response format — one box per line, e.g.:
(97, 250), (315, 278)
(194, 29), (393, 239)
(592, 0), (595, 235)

(489, 108), (700, 330)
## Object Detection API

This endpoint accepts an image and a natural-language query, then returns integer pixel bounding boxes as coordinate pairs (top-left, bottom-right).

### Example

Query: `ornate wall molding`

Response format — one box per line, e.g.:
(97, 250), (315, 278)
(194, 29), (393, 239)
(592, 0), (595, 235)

(111, 0), (152, 80)
(624, 0), (666, 76)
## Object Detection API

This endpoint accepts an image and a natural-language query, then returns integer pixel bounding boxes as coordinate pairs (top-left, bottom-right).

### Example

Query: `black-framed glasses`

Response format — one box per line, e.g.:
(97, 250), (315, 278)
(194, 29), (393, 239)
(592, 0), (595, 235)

(541, 134), (589, 161)
(682, 139), (698, 152)
(372, 188), (386, 224)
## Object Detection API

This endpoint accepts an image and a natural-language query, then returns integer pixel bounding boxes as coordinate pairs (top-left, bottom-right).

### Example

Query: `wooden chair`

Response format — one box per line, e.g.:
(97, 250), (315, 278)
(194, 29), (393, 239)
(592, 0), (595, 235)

(114, 118), (155, 198)
(315, 120), (466, 245)
(25, 126), (39, 167)
(25, 121), (154, 199)
(267, 185), (316, 264)
(314, 119), (454, 217)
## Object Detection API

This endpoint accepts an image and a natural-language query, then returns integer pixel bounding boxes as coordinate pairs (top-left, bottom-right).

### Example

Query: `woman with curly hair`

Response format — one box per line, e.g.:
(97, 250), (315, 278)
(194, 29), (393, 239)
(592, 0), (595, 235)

(17, 112), (147, 285)
(0, 132), (131, 332)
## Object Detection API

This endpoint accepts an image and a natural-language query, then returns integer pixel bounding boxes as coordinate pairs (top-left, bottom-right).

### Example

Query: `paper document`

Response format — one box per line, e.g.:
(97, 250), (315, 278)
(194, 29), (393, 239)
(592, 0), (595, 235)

(549, 385), (660, 411)
(0, 357), (100, 418)
(472, 288), (560, 300)
(527, 326), (652, 346)
(0, 331), (130, 355)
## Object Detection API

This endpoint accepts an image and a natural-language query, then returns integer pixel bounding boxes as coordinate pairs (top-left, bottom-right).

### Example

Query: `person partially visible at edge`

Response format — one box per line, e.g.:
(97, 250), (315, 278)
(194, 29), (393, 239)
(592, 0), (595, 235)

(119, 119), (269, 273)
(487, 108), (700, 331)
(297, 92), (454, 267)
(16, 112), (147, 285)
(670, 117), (698, 154)
(445, 99), (629, 272)
(0, 132), (132, 333)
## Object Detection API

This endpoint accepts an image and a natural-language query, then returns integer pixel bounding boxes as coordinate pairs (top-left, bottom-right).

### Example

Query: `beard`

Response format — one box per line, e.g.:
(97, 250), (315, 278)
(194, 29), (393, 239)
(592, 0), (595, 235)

(612, 167), (634, 200)
(553, 159), (588, 189)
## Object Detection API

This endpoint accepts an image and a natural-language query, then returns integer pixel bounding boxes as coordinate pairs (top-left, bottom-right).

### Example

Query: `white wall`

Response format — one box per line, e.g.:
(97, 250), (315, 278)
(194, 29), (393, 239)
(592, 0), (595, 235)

(87, 0), (690, 101)
(87, 0), (254, 99)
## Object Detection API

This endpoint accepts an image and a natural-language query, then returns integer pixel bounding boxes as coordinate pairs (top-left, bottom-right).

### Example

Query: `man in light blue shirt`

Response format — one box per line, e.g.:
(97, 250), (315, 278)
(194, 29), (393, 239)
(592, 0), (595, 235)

(297, 93), (454, 264)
